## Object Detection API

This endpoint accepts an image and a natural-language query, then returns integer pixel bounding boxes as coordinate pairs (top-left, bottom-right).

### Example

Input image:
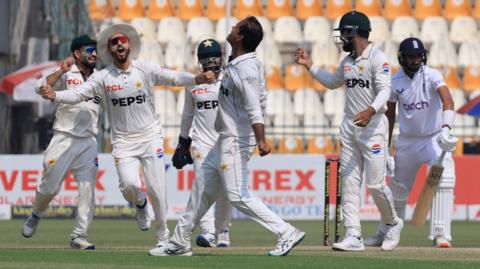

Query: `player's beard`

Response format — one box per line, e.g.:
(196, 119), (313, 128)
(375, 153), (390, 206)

(79, 56), (96, 70)
(113, 46), (130, 63)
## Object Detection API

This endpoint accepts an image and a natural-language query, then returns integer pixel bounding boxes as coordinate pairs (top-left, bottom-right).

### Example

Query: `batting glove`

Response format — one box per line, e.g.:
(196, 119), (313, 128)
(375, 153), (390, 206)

(436, 126), (458, 152)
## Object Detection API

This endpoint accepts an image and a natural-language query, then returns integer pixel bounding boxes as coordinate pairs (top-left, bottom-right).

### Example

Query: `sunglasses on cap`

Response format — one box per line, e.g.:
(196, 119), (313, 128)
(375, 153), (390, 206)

(82, 45), (97, 55)
(109, 36), (129, 46)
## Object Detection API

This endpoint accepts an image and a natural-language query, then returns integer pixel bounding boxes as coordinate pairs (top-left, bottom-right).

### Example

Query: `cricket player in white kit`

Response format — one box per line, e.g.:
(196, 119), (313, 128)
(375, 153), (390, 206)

(365, 37), (458, 248)
(149, 16), (305, 257)
(171, 38), (233, 248)
(22, 35), (100, 250)
(296, 11), (403, 251)
(38, 24), (216, 249)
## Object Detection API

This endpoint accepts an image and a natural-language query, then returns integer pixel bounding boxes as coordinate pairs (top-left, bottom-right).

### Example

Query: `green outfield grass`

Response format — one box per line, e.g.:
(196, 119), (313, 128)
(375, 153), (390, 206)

(0, 219), (479, 269)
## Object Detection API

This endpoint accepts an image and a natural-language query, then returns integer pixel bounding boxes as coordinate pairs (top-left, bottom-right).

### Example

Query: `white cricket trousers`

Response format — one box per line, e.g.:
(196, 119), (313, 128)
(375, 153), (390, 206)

(192, 143), (232, 235)
(391, 134), (455, 241)
(340, 114), (397, 236)
(113, 135), (168, 241)
(171, 135), (294, 248)
(33, 132), (97, 239)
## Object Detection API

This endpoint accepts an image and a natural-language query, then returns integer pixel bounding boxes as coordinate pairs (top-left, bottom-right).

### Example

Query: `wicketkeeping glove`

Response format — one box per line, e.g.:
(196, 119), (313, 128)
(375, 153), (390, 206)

(172, 136), (193, 169)
(436, 126), (458, 152)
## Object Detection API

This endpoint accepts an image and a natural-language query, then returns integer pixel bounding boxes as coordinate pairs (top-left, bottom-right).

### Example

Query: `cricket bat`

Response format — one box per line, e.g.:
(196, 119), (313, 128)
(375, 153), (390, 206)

(411, 151), (447, 226)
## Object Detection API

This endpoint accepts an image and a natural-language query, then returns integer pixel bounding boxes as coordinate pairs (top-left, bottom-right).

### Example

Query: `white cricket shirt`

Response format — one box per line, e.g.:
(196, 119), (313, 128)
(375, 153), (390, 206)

(180, 79), (221, 148)
(309, 44), (391, 118)
(390, 65), (446, 137)
(215, 52), (266, 137)
(54, 60), (196, 146)
(38, 64), (101, 138)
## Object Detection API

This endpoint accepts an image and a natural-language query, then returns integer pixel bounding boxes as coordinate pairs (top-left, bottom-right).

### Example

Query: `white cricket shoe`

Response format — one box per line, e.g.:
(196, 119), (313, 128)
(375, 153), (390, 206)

(154, 239), (169, 248)
(70, 236), (95, 250)
(434, 236), (452, 248)
(381, 218), (404, 251)
(216, 231), (231, 248)
(364, 223), (387, 247)
(135, 199), (151, 231)
(196, 233), (216, 248)
(148, 241), (193, 256)
(22, 213), (40, 238)
(332, 235), (365, 252)
(267, 229), (306, 256)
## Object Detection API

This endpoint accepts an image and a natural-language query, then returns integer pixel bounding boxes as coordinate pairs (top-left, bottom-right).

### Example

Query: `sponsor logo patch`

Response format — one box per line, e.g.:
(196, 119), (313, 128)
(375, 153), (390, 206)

(371, 144), (382, 154)
(156, 148), (164, 159)
(383, 63), (389, 73)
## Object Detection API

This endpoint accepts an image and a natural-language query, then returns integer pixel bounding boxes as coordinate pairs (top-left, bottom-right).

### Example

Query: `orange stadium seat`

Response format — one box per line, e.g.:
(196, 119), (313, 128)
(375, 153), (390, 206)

(414, 0), (441, 20)
(355, 0), (382, 17)
(438, 67), (462, 89)
(444, 0), (472, 20)
(474, 2), (480, 20)
(295, 0), (323, 21)
(207, 0), (232, 21)
(266, 66), (284, 89)
(147, 0), (175, 20)
(463, 66), (480, 92)
(88, 0), (115, 21)
(307, 137), (335, 154)
(118, 0), (145, 20)
(266, 0), (293, 20)
(284, 64), (309, 91)
(235, 0), (263, 19)
(178, 0), (204, 21)
(325, 0), (353, 21)
(278, 137), (304, 153)
(383, 0), (412, 21)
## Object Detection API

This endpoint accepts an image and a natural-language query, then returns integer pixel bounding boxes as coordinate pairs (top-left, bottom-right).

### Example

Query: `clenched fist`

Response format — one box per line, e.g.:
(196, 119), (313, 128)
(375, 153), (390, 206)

(39, 84), (56, 101)
(295, 48), (313, 70)
(61, 57), (74, 73)
(195, 70), (216, 84)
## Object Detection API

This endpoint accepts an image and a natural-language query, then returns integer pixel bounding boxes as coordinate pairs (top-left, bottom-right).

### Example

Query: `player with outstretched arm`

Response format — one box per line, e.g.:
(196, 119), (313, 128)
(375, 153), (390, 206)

(295, 11), (403, 251)
(38, 24), (215, 250)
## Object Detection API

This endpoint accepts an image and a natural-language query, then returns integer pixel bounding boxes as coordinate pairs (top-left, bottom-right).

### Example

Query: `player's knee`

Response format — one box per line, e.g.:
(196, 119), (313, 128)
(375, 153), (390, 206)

(366, 182), (389, 199)
(389, 178), (410, 202)
(120, 184), (140, 201)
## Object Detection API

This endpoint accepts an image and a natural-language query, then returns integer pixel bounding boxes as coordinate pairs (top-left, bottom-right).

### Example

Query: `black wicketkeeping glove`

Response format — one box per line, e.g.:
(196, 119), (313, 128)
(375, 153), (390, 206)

(172, 136), (193, 169)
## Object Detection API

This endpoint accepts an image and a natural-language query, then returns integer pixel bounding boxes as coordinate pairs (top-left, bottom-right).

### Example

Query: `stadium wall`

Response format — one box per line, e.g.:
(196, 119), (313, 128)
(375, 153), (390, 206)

(1, 154), (480, 221)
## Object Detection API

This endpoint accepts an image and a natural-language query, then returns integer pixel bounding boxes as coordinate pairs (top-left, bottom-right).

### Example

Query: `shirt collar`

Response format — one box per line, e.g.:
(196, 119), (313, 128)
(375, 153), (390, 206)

(71, 64), (80, 73)
(112, 60), (133, 74)
(352, 43), (373, 62)
(228, 52), (256, 66)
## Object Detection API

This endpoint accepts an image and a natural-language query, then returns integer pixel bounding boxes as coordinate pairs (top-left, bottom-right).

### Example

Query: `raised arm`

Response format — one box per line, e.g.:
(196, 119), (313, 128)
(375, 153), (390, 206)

(39, 71), (102, 104)
(148, 62), (215, 87)
(295, 48), (344, 89)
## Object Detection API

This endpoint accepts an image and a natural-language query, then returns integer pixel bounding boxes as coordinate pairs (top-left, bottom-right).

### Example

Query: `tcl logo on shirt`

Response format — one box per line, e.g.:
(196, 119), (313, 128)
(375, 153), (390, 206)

(196, 100), (218, 110)
(106, 84), (124, 92)
(345, 78), (370, 89)
(111, 94), (146, 106)
(66, 79), (82, 85)
(192, 88), (209, 95)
